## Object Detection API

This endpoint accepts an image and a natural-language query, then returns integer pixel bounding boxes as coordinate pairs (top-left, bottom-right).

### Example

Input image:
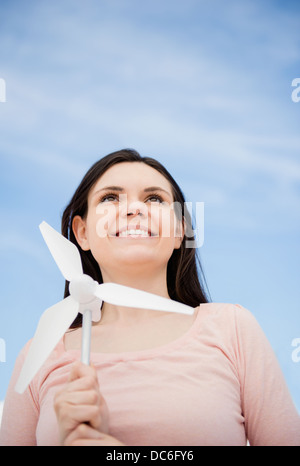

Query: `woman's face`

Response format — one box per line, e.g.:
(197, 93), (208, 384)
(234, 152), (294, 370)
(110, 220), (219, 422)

(73, 162), (183, 279)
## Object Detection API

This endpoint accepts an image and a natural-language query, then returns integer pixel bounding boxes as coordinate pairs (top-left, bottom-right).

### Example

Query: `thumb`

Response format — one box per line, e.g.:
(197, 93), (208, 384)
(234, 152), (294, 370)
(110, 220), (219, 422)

(67, 361), (87, 382)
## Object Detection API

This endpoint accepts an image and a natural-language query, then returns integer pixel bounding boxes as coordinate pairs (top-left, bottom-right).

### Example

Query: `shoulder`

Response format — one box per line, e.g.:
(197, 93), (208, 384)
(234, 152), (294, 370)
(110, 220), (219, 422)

(14, 337), (70, 399)
(198, 302), (257, 326)
(196, 302), (266, 348)
(194, 302), (277, 381)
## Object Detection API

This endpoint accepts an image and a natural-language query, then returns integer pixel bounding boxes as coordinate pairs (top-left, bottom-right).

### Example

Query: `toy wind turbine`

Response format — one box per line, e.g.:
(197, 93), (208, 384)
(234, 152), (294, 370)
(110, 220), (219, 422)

(15, 221), (194, 394)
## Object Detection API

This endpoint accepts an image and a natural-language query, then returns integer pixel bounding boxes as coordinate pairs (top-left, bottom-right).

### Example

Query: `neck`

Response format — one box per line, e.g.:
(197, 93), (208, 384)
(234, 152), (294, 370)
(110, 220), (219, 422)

(99, 266), (170, 324)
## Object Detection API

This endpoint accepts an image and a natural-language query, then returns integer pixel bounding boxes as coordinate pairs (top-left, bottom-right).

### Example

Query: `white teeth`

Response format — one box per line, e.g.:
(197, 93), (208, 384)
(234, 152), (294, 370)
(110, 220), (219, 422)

(119, 229), (149, 237)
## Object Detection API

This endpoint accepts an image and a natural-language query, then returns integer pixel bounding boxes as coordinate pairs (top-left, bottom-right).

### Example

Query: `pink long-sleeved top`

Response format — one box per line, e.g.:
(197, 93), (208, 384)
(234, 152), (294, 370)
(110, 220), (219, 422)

(1, 303), (299, 446)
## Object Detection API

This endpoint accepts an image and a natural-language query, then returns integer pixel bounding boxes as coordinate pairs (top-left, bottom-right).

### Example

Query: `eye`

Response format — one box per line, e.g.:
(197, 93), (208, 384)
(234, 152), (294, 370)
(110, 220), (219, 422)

(146, 194), (164, 203)
(99, 193), (119, 203)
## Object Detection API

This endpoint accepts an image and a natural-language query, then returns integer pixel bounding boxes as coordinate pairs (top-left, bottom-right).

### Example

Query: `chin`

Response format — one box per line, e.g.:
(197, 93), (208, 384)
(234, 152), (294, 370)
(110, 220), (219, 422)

(101, 249), (170, 271)
(116, 251), (159, 265)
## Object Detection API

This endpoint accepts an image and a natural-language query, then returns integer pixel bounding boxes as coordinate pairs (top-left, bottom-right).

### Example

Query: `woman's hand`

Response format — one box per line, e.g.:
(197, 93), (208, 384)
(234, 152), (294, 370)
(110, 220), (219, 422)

(64, 423), (125, 446)
(54, 361), (110, 446)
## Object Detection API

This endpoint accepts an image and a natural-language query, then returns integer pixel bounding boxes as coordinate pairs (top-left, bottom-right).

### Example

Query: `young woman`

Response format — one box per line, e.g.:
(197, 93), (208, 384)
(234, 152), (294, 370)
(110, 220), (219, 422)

(1, 149), (299, 446)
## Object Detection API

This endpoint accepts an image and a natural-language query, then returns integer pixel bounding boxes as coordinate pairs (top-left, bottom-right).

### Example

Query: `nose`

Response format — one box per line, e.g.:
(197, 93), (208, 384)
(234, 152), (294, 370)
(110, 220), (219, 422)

(120, 200), (147, 218)
(127, 210), (141, 216)
(127, 201), (145, 217)
(127, 207), (142, 217)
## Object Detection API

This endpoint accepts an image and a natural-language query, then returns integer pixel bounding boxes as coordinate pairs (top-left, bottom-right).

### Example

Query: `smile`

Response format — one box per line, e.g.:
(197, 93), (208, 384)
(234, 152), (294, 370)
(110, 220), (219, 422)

(113, 225), (159, 238)
(119, 229), (151, 237)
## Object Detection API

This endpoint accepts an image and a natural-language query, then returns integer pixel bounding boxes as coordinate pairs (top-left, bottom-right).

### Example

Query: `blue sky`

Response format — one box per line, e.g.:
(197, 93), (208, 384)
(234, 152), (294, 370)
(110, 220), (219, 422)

(0, 0), (299, 414)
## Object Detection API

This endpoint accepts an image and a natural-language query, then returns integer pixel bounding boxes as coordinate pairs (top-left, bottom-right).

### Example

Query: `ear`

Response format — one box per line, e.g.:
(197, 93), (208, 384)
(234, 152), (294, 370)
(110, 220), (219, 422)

(72, 215), (90, 251)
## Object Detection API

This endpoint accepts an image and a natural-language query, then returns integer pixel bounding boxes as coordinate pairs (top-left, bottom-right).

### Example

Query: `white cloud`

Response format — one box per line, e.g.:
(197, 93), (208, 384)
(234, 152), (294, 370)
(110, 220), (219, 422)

(0, 0), (299, 415)
(1, 0), (300, 222)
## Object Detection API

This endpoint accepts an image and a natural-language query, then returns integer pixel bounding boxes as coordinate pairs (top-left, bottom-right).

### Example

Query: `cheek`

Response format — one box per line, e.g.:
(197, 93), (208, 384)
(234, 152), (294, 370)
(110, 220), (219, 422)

(154, 206), (183, 251)
(152, 205), (178, 239)
(95, 204), (118, 238)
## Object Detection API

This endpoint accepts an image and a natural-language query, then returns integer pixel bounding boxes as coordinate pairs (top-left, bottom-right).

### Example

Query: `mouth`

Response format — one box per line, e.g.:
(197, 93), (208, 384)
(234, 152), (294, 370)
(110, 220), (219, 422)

(113, 225), (158, 238)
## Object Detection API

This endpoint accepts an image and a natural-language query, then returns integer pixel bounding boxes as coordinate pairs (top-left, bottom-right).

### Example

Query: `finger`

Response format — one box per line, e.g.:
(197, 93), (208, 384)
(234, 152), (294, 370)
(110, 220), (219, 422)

(64, 423), (103, 446)
(59, 389), (101, 406)
(54, 377), (99, 412)
(68, 361), (97, 383)
(58, 403), (101, 426)
(71, 435), (126, 446)
(65, 375), (99, 394)
(64, 424), (125, 447)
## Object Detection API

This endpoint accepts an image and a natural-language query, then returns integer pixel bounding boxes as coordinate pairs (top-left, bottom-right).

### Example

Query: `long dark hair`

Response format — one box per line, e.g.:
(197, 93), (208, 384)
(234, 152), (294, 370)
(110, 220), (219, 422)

(61, 149), (210, 328)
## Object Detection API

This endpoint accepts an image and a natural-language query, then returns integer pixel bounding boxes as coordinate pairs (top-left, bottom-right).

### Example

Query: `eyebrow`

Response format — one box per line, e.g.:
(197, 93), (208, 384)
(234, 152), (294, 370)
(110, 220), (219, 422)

(93, 185), (172, 199)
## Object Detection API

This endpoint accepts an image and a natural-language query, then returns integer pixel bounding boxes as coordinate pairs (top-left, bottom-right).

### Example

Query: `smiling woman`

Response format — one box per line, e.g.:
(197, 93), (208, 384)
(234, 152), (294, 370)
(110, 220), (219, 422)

(0, 149), (299, 446)
(61, 149), (209, 329)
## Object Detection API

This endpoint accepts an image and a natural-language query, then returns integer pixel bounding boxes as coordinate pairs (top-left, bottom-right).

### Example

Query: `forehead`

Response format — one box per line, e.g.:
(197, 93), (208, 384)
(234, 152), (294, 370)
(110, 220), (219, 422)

(90, 162), (173, 194)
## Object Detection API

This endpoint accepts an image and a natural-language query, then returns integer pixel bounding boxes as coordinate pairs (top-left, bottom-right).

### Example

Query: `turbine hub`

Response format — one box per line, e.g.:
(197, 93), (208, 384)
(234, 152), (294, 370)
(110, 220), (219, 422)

(69, 274), (98, 304)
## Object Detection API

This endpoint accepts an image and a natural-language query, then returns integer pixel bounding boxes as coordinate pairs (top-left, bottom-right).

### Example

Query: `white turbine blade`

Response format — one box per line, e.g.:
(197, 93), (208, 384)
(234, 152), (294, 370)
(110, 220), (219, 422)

(15, 296), (79, 394)
(39, 221), (83, 282)
(94, 283), (194, 315)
